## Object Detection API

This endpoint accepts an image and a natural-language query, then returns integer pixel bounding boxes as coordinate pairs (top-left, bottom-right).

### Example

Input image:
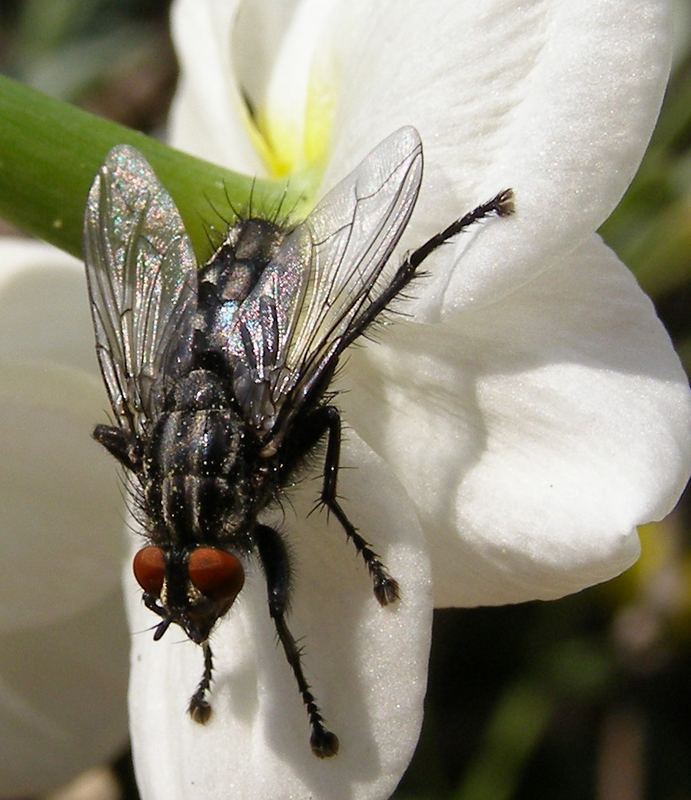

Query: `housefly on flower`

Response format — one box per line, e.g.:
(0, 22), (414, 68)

(83, 126), (513, 758)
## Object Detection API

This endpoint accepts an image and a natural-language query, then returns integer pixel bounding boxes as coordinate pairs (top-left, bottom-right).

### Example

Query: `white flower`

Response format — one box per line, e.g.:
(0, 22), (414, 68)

(0, 241), (129, 794)
(1, 0), (689, 798)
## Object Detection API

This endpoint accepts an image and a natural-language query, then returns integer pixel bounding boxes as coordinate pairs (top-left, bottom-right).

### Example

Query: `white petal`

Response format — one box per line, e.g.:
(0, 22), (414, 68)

(340, 236), (691, 606)
(0, 241), (129, 791)
(231, 0), (304, 116)
(0, 239), (97, 375)
(260, 0), (339, 172)
(169, 0), (262, 172)
(0, 591), (129, 795)
(170, 0), (330, 177)
(298, 0), (672, 316)
(128, 433), (431, 800)
(0, 241), (125, 629)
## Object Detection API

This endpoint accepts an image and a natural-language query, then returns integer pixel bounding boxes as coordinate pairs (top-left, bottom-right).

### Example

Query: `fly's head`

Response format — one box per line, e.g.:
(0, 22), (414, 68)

(132, 545), (245, 644)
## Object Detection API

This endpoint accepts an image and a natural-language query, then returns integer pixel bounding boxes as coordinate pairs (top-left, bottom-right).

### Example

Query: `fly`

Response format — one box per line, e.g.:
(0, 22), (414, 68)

(83, 126), (513, 757)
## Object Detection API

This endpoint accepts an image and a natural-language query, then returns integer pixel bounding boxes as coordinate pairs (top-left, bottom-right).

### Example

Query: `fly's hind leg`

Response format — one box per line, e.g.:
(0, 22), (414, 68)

(338, 188), (515, 352)
(404, 188), (514, 275)
(316, 406), (399, 606)
(255, 524), (339, 758)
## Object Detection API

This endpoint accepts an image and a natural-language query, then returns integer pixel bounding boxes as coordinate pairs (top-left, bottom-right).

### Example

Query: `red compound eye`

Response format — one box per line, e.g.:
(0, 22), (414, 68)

(133, 546), (166, 596)
(188, 548), (245, 602)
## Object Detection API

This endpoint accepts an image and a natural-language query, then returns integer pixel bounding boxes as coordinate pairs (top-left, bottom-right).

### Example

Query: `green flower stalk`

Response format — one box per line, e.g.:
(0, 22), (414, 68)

(0, 74), (289, 259)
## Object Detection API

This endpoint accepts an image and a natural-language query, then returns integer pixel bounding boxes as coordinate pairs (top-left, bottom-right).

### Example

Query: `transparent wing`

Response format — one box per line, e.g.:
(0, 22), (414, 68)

(83, 145), (197, 435)
(224, 127), (423, 435)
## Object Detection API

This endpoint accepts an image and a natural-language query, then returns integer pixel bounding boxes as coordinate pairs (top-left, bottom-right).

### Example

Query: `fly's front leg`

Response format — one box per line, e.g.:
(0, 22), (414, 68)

(317, 406), (399, 606)
(93, 424), (141, 471)
(188, 641), (214, 724)
(255, 524), (339, 758)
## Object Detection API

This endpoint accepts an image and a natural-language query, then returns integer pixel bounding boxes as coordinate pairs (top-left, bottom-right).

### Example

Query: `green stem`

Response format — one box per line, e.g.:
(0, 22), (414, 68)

(0, 74), (291, 259)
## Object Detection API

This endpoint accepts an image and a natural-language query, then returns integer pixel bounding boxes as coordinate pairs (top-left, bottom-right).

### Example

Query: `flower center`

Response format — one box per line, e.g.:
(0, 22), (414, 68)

(256, 71), (335, 182)
(238, 0), (338, 204)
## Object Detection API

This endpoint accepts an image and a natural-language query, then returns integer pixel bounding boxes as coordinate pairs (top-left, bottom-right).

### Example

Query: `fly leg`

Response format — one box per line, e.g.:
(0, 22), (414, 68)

(316, 406), (400, 606)
(339, 188), (514, 351)
(255, 524), (339, 758)
(93, 424), (141, 471)
(404, 187), (514, 276)
(188, 641), (214, 723)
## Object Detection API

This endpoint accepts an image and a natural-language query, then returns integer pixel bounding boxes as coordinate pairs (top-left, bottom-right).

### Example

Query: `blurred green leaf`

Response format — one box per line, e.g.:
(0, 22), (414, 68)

(18, 22), (164, 99)
(600, 58), (691, 300)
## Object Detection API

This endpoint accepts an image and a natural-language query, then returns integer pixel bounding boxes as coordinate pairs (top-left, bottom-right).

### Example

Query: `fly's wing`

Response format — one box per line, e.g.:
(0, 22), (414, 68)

(83, 145), (197, 435)
(225, 126), (423, 435)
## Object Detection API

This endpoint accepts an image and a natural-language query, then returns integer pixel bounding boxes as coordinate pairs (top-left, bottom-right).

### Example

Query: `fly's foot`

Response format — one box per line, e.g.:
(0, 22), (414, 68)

(311, 726), (340, 758)
(188, 694), (212, 725)
(493, 187), (515, 216)
(374, 574), (400, 606)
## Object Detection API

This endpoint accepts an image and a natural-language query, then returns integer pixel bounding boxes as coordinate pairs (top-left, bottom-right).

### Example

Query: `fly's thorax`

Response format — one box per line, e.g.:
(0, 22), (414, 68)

(171, 368), (227, 412)
(145, 406), (245, 479)
(141, 373), (255, 546)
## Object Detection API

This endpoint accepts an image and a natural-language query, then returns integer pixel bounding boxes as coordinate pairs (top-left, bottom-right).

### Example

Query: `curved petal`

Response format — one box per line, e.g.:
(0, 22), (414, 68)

(169, 0), (263, 172)
(259, 0), (338, 173)
(170, 0), (335, 178)
(128, 433), (432, 800)
(231, 0), (304, 117)
(0, 239), (96, 374)
(0, 591), (129, 795)
(271, 0), (671, 316)
(340, 236), (691, 606)
(0, 240), (125, 628)
(0, 241), (130, 792)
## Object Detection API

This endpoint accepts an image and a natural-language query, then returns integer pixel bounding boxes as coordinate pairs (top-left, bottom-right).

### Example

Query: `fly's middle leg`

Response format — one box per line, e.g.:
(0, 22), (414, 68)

(93, 424), (140, 471)
(314, 405), (400, 606)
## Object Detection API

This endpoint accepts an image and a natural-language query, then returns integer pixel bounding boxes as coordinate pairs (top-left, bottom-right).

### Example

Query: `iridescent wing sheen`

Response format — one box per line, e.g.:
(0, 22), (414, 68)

(226, 127), (424, 436)
(83, 145), (197, 435)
